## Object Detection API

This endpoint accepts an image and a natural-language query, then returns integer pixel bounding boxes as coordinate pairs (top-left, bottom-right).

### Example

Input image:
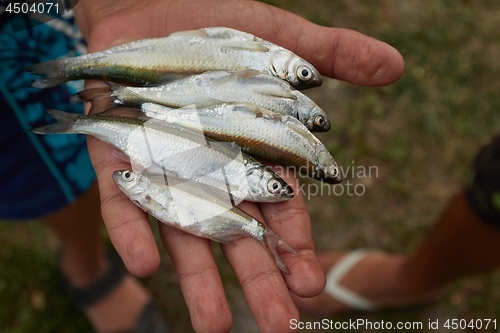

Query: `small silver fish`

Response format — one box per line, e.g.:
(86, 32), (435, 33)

(138, 103), (342, 184)
(77, 70), (331, 132)
(32, 110), (293, 202)
(27, 27), (322, 89)
(113, 169), (298, 274)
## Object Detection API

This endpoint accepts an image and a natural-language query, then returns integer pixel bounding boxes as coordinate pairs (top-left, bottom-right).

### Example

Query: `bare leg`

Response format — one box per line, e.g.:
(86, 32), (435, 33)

(293, 190), (500, 315)
(402, 190), (500, 292)
(44, 182), (107, 286)
(43, 181), (151, 332)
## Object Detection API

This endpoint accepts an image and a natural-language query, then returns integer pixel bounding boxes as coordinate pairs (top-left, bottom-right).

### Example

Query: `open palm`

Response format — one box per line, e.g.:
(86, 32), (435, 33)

(73, 1), (404, 332)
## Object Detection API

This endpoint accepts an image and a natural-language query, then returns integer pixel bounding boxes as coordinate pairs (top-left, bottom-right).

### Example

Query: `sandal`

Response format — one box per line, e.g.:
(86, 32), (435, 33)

(323, 249), (377, 311)
(60, 249), (169, 333)
(294, 249), (443, 317)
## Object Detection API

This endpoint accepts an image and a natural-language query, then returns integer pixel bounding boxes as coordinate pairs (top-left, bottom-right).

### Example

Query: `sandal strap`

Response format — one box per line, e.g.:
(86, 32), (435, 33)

(324, 249), (377, 311)
(132, 301), (170, 333)
(60, 249), (126, 309)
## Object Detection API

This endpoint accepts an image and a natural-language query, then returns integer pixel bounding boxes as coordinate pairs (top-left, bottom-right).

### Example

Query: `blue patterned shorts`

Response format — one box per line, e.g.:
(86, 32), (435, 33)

(0, 12), (96, 220)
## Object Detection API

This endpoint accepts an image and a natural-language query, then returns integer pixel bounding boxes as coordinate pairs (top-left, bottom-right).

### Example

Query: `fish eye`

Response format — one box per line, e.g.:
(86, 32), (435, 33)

(330, 166), (339, 178)
(314, 115), (325, 127)
(297, 65), (312, 82)
(121, 171), (135, 182)
(267, 179), (282, 194)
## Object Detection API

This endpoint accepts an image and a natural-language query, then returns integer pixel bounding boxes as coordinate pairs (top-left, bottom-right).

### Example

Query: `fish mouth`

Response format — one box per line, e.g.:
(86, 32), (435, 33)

(320, 176), (342, 184)
(282, 184), (294, 199)
(313, 75), (324, 87)
(295, 75), (323, 90)
(271, 179), (294, 201)
(319, 167), (343, 184)
(312, 118), (331, 132)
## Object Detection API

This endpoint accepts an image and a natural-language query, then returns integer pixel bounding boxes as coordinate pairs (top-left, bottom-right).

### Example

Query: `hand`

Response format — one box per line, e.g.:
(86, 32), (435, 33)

(73, 1), (404, 332)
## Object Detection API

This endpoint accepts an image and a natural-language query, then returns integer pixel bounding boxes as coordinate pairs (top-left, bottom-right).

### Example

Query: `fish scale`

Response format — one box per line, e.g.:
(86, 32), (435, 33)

(33, 110), (294, 202)
(113, 170), (298, 274)
(77, 70), (331, 132)
(28, 27), (322, 89)
(140, 102), (342, 183)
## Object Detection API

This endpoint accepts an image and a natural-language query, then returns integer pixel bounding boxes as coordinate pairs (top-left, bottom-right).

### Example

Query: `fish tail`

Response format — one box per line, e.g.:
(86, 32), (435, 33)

(263, 228), (299, 275)
(106, 82), (145, 106)
(31, 110), (82, 134)
(79, 82), (144, 114)
(26, 60), (67, 88)
(106, 81), (124, 92)
(76, 85), (117, 115)
(76, 86), (111, 102)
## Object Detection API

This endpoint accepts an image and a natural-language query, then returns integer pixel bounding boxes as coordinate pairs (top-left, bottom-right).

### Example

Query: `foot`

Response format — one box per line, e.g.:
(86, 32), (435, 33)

(292, 251), (442, 317)
(84, 275), (151, 333)
(60, 251), (152, 333)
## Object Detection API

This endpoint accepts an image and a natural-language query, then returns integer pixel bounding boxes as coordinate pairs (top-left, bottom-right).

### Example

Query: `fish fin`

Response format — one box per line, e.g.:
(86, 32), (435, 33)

(106, 82), (141, 103)
(169, 29), (209, 38)
(193, 176), (241, 202)
(92, 97), (118, 115)
(166, 170), (240, 210)
(203, 27), (255, 40)
(211, 69), (260, 87)
(283, 115), (320, 145)
(106, 82), (161, 109)
(208, 140), (245, 163)
(145, 168), (241, 203)
(31, 110), (81, 134)
(226, 69), (261, 80)
(139, 105), (172, 121)
(76, 86), (111, 102)
(253, 85), (297, 100)
(236, 103), (283, 122)
(214, 70), (297, 100)
(31, 78), (67, 89)
(220, 41), (269, 53)
(106, 81), (123, 91)
(237, 73), (297, 100)
(76, 86), (119, 115)
(210, 236), (236, 245)
(26, 60), (67, 88)
(263, 228), (299, 275)
(138, 103), (188, 123)
(193, 172), (243, 205)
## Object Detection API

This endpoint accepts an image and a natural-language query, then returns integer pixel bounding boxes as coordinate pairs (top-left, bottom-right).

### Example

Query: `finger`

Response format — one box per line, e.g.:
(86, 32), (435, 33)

(152, 0), (404, 86)
(87, 136), (160, 277)
(221, 202), (299, 333)
(258, 164), (326, 298)
(83, 0), (403, 87)
(159, 223), (233, 333)
(261, 24), (405, 87)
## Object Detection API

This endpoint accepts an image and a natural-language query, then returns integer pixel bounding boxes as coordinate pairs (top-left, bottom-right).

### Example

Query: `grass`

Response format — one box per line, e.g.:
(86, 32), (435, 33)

(0, 222), (92, 332)
(2, 0), (500, 332)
